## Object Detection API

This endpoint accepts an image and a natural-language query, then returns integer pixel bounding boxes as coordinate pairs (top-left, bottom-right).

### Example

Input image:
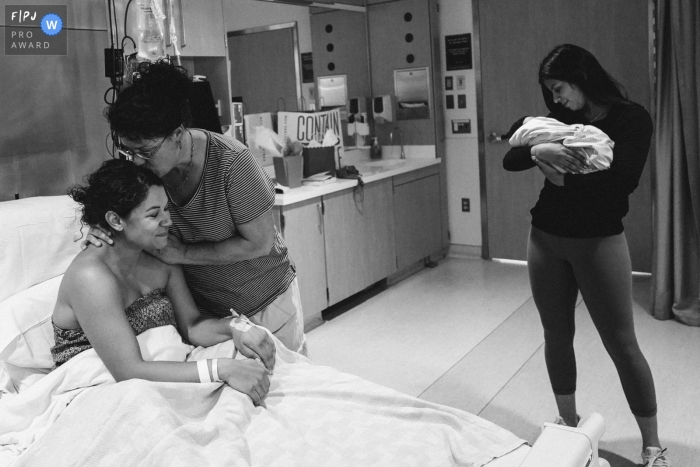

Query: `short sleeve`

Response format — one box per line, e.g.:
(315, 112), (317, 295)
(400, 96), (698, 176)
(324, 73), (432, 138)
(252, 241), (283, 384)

(224, 147), (276, 225)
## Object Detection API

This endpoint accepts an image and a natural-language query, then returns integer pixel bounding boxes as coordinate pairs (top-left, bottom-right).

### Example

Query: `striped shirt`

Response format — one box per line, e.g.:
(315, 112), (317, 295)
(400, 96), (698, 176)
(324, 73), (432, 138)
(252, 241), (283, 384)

(168, 130), (295, 318)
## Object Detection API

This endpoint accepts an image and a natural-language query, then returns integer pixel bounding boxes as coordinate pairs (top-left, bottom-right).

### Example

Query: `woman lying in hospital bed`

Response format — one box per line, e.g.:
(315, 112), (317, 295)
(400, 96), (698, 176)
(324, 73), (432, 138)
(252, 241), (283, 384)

(51, 159), (275, 404)
(0, 160), (527, 467)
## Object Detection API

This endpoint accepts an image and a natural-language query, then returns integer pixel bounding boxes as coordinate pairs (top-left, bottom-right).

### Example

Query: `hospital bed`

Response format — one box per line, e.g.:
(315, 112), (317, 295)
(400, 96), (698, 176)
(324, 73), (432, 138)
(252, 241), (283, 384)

(0, 195), (609, 467)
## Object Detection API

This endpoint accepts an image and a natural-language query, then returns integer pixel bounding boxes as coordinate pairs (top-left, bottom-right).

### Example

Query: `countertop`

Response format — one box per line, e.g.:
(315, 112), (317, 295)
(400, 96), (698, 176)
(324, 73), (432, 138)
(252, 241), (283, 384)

(274, 157), (442, 206)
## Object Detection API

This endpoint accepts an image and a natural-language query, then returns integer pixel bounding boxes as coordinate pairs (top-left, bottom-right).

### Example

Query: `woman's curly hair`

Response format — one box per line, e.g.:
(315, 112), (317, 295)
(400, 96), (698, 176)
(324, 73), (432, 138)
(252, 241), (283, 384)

(105, 60), (193, 141)
(69, 159), (164, 233)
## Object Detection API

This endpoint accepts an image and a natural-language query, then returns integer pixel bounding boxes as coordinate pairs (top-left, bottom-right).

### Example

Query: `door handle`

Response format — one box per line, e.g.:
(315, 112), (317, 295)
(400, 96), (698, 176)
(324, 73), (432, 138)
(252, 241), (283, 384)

(487, 132), (508, 143)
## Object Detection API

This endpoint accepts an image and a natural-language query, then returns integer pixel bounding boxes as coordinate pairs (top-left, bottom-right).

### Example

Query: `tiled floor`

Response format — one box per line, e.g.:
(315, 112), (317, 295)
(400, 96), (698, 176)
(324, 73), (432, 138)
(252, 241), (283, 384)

(306, 256), (700, 466)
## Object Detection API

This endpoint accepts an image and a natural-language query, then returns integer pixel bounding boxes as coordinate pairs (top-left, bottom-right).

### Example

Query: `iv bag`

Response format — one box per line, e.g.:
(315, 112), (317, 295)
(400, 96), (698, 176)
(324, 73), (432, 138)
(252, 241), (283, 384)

(136, 0), (166, 62)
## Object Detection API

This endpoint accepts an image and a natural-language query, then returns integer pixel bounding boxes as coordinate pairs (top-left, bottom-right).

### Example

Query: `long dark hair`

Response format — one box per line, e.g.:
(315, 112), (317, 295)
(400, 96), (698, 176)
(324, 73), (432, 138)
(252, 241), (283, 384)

(69, 159), (164, 233)
(105, 60), (193, 141)
(538, 44), (630, 115)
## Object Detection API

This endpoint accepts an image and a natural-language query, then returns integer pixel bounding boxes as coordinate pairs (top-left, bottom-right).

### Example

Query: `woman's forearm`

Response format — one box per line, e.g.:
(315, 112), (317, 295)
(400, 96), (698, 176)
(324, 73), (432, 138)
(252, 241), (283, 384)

(181, 235), (273, 266)
(182, 316), (234, 347)
(112, 359), (213, 383)
(503, 146), (537, 171)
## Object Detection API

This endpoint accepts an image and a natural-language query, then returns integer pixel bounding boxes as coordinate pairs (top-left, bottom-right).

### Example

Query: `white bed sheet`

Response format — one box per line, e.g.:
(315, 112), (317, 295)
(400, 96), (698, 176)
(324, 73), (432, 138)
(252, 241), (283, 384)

(0, 326), (526, 467)
(487, 445), (530, 466)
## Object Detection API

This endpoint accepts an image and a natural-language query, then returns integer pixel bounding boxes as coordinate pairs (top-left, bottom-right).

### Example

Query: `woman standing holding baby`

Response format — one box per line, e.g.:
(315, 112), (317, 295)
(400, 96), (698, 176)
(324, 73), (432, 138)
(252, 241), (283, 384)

(504, 44), (670, 466)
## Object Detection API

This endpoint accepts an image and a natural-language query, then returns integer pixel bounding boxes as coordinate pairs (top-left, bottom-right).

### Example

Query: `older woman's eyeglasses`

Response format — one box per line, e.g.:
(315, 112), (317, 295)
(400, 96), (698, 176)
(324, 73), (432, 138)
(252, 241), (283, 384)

(113, 134), (167, 161)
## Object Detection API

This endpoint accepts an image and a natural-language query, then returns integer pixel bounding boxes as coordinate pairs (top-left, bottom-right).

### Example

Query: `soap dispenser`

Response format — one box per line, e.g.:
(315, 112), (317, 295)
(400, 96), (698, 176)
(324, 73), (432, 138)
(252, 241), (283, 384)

(370, 137), (382, 159)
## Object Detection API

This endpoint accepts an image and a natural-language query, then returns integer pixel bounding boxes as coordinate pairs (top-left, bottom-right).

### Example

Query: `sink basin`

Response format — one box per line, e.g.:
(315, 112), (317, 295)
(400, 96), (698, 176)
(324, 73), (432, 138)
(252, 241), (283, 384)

(359, 159), (407, 168)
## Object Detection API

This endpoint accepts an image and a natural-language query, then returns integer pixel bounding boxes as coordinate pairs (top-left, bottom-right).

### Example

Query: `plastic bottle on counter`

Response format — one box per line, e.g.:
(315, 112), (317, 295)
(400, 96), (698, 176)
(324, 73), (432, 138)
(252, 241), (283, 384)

(370, 137), (382, 159)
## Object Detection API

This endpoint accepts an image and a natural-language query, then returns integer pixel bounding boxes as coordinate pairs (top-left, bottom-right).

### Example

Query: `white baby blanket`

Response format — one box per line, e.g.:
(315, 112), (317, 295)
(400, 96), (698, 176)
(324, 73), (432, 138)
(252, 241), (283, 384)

(509, 116), (614, 174)
(0, 326), (525, 467)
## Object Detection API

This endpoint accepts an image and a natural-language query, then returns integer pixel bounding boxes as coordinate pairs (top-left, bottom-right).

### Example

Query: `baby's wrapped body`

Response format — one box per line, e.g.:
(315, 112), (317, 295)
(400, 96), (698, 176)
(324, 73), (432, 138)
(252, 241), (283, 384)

(509, 116), (614, 174)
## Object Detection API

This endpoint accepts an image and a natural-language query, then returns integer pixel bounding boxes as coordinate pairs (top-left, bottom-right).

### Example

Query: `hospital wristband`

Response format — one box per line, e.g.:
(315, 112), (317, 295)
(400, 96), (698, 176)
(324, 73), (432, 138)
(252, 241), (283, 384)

(211, 358), (222, 382)
(197, 359), (212, 383)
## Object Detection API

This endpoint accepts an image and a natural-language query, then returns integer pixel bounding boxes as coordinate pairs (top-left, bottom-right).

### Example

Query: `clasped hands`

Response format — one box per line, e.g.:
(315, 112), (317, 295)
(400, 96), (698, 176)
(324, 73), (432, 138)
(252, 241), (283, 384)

(226, 322), (276, 406)
(531, 143), (590, 186)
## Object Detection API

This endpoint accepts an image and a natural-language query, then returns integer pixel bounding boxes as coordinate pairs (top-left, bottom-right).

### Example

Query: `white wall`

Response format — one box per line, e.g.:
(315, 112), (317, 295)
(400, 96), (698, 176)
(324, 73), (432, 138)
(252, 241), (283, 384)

(438, 0), (481, 248)
(224, 0), (482, 247)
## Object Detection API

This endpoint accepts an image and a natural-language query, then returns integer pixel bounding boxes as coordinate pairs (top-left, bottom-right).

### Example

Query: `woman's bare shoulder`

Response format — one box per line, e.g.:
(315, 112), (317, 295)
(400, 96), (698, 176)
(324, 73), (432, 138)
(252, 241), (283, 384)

(137, 252), (176, 287)
(53, 251), (120, 326)
(61, 251), (118, 294)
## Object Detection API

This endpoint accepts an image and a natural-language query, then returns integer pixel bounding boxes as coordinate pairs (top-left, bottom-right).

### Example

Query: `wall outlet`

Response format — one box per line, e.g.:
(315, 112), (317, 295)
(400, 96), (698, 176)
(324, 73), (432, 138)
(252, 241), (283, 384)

(461, 198), (470, 212)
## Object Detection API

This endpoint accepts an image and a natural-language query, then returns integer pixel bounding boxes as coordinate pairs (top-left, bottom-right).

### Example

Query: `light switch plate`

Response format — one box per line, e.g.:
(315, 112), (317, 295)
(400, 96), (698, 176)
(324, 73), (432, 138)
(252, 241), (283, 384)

(452, 119), (471, 134)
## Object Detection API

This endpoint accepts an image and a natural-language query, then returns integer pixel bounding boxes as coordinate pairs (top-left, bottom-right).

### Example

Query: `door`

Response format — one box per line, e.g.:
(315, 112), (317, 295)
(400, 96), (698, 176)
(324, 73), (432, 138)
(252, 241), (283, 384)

(227, 25), (300, 114)
(476, 0), (652, 271)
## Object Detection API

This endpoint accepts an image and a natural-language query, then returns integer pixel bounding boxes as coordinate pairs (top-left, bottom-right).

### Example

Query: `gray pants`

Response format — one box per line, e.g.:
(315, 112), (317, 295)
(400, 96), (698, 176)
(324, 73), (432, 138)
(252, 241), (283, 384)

(249, 278), (307, 356)
(527, 226), (657, 417)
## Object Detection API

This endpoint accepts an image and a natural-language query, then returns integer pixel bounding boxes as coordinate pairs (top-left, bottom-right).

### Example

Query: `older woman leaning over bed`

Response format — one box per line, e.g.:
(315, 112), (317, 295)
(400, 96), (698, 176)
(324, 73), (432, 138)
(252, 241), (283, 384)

(51, 159), (275, 405)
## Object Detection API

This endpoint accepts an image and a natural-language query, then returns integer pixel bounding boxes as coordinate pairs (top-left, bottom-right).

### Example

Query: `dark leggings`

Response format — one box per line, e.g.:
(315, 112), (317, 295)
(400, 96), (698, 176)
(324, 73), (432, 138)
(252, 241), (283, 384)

(527, 227), (657, 418)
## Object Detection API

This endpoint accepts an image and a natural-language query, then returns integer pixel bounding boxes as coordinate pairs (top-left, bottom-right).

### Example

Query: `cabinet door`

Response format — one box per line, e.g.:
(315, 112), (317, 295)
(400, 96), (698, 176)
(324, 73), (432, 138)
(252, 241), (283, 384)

(277, 200), (328, 327)
(324, 179), (396, 305)
(169, 0), (226, 57)
(394, 173), (442, 270)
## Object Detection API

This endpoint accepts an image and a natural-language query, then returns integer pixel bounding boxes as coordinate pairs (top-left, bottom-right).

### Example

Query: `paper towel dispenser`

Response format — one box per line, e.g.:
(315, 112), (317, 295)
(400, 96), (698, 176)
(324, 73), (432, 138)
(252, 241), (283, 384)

(394, 67), (431, 120)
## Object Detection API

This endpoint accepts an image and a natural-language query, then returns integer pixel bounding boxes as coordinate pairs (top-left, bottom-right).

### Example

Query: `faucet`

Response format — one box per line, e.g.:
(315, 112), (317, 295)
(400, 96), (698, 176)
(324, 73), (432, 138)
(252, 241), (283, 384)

(391, 127), (405, 159)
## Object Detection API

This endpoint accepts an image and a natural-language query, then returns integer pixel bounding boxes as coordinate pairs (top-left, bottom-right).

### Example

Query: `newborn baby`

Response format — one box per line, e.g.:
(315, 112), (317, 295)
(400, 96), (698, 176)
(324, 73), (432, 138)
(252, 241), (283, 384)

(509, 116), (615, 174)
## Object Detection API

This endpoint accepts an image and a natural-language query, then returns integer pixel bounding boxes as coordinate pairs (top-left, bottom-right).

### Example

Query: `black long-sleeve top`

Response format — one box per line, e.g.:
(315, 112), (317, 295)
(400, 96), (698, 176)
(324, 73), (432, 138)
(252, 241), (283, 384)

(503, 102), (653, 238)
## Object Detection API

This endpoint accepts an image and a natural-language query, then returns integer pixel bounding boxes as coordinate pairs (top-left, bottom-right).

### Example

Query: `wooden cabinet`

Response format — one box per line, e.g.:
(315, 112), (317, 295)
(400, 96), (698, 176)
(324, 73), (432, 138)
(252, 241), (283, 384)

(275, 167), (440, 327)
(393, 165), (442, 271)
(276, 199), (328, 329)
(323, 179), (397, 305)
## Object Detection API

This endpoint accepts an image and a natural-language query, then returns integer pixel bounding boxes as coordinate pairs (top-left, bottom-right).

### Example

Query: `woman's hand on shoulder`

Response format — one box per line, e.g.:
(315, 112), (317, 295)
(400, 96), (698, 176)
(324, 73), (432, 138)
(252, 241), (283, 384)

(531, 143), (588, 174)
(80, 225), (114, 250)
(231, 324), (276, 373)
(218, 358), (270, 405)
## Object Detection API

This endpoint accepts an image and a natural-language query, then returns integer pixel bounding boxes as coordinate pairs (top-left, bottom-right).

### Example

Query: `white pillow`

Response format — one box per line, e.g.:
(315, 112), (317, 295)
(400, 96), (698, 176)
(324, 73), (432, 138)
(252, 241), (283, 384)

(0, 275), (63, 371)
(0, 195), (82, 303)
(1, 361), (52, 394)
